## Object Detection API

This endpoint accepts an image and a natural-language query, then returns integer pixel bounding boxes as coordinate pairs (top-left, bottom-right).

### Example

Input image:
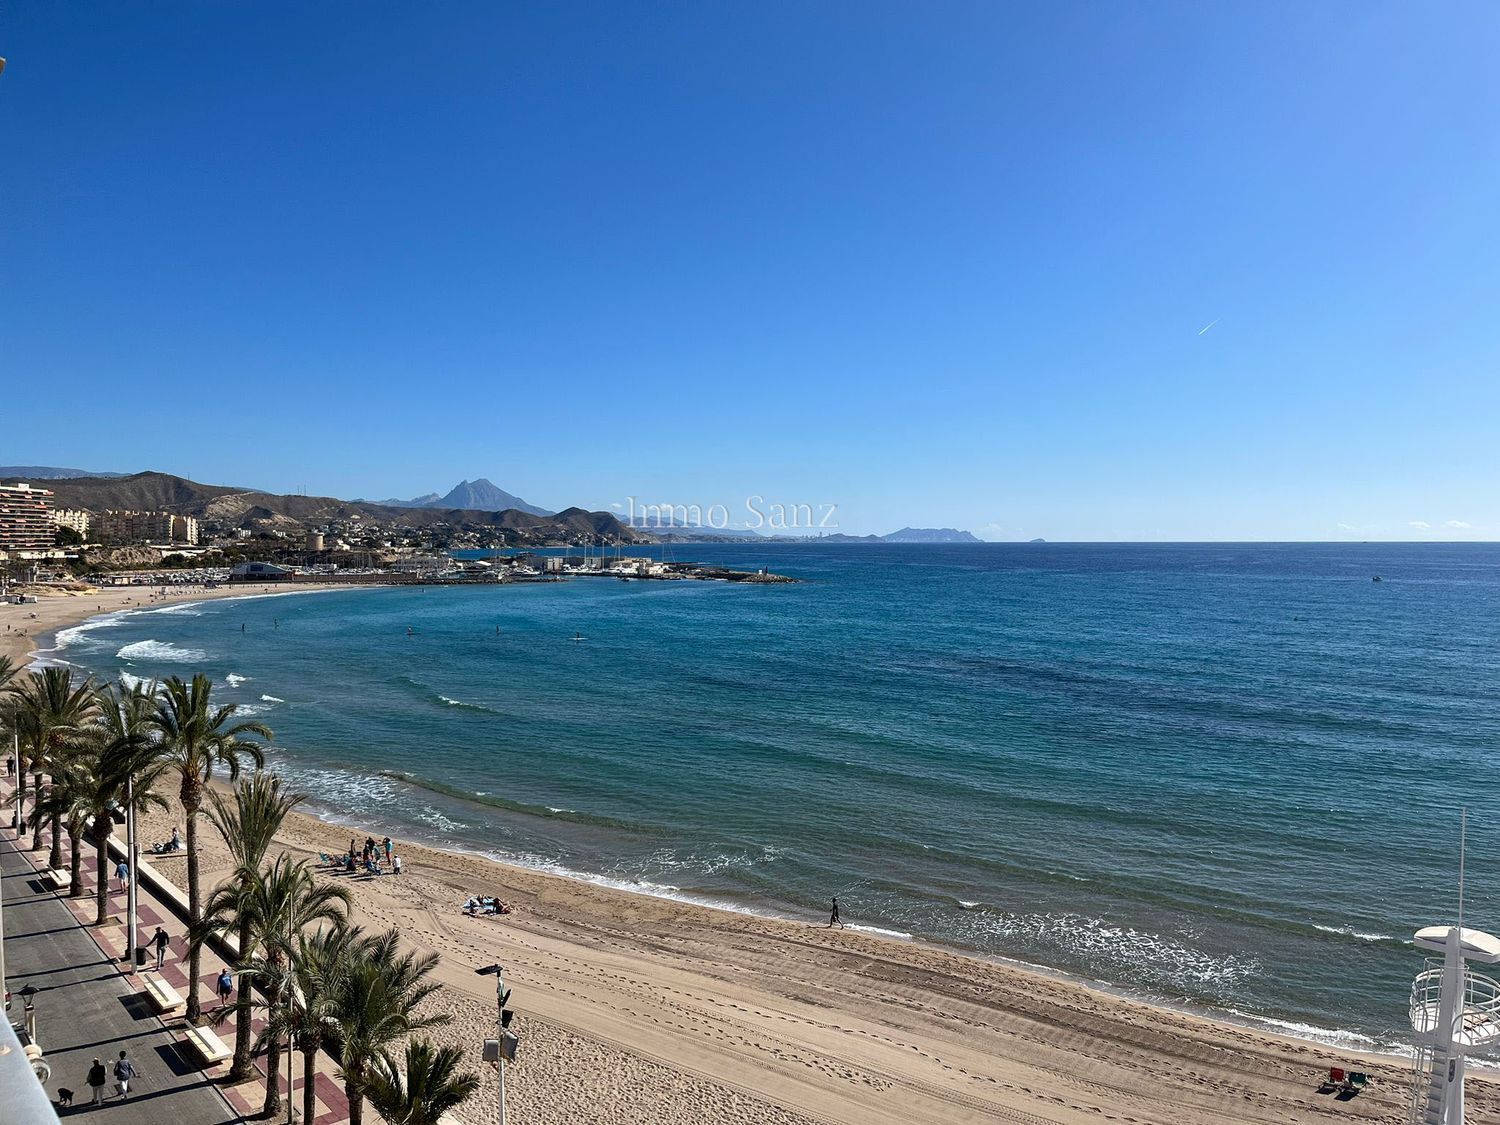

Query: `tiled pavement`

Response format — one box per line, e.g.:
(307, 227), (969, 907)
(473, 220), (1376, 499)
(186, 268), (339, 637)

(2, 789), (356, 1124)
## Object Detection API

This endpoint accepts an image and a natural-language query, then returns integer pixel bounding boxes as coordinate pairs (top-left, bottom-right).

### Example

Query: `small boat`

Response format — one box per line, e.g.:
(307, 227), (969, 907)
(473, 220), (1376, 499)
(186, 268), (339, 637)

(1372, 576), (1383, 582)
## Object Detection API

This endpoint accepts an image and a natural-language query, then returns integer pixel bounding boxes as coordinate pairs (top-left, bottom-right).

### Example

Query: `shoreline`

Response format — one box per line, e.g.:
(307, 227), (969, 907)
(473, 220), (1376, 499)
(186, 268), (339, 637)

(10, 585), (1494, 1123)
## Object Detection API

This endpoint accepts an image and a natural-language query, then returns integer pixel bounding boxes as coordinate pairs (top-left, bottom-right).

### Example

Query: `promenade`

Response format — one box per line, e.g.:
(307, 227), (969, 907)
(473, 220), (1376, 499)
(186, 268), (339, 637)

(1, 822), (238, 1122)
(0, 795), (363, 1124)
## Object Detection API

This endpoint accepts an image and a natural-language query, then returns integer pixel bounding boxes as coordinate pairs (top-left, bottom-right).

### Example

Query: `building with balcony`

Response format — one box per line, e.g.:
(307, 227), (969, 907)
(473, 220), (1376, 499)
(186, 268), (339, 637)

(98, 510), (199, 545)
(0, 482), (56, 552)
(51, 508), (91, 539)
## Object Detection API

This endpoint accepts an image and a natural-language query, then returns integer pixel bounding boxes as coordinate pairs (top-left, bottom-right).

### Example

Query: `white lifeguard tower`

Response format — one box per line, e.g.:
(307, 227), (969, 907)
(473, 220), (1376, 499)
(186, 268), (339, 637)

(1407, 924), (1500, 1124)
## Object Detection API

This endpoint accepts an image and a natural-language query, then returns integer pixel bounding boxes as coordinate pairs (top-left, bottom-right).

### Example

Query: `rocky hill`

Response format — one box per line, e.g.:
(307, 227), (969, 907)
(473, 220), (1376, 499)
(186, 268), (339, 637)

(374, 478), (552, 516)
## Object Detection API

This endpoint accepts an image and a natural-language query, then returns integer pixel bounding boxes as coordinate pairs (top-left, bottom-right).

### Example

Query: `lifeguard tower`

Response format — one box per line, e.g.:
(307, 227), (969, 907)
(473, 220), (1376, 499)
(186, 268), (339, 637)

(1407, 923), (1500, 1124)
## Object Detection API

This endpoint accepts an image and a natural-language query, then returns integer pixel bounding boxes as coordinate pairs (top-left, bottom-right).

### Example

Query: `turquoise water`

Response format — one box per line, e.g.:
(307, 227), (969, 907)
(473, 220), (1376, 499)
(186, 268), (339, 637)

(45, 543), (1500, 1049)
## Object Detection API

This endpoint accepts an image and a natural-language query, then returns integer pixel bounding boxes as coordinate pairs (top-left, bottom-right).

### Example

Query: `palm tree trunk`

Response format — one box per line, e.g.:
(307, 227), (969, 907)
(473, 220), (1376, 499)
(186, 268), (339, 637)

(345, 1075), (364, 1125)
(48, 810), (61, 870)
(261, 980), (283, 1118)
(301, 1046), (318, 1125)
(30, 773), (44, 850)
(93, 820), (113, 926)
(227, 916), (255, 1081)
(184, 792), (203, 1022)
(67, 826), (83, 898)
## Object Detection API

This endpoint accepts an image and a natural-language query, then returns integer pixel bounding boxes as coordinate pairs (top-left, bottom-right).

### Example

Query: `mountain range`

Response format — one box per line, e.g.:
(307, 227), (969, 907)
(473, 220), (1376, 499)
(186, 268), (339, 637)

(0, 465), (126, 480)
(9, 471), (644, 543)
(370, 478), (551, 517)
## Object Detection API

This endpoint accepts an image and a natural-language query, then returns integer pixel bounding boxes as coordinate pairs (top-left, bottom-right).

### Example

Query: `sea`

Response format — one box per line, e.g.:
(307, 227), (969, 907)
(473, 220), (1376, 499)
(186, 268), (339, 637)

(38, 542), (1500, 1053)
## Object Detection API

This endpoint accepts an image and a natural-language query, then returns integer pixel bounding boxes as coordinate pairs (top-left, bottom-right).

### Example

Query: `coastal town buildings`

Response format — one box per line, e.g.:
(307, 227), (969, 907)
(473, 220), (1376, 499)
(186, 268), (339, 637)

(98, 509), (199, 545)
(50, 507), (91, 539)
(0, 482), (55, 552)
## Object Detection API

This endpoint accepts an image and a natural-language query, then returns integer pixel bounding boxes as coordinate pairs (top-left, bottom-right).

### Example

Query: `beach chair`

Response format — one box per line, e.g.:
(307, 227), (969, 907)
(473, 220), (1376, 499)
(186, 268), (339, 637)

(1327, 1067), (1345, 1086)
(1343, 1071), (1368, 1094)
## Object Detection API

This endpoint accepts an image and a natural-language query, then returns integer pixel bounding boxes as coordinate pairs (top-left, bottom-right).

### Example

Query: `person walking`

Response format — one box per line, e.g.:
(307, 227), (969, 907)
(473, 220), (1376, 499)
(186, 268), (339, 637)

(827, 897), (843, 929)
(87, 1057), (108, 1105)
(216, 967), (234, 1007)
(152, 926), (170, 970)
(115, 859), (130, 894)
(113, 1050), (137, 1099)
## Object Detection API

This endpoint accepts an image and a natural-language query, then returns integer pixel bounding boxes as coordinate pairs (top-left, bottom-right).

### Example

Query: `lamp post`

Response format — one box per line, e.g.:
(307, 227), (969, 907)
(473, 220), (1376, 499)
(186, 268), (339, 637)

(18, 984), (38, 1045)
(124, 774), (139, 971)
(475, 963), (516, 1125)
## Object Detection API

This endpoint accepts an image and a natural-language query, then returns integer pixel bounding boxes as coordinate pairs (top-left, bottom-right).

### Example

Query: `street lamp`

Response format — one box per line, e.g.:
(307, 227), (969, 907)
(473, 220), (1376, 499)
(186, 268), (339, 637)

(18, 985), (38, 1043)
(476, 964), (517, 1125)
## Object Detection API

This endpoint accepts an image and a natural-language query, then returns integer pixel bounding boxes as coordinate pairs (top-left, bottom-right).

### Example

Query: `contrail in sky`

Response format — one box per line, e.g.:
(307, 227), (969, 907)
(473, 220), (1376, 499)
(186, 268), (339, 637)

(1198, 318), (1219, 335)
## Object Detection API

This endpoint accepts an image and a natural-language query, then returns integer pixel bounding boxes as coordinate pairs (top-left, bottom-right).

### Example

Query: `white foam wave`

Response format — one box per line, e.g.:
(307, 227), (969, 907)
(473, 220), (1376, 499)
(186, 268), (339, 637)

(55, 615), (132, 649)
(959, 900), (982, 909)
(439, 695), (465, 706)
(233, 703), (272, 717)
(259, 694), (285, 703)
(1223, 1009), (1390, 1052)
(848, 924), (914, 940)
(1313, 924), (1399, 943)
(117, 639), (210, 663)
(225, 673), (250, 686)
(118, 671), (146, 691)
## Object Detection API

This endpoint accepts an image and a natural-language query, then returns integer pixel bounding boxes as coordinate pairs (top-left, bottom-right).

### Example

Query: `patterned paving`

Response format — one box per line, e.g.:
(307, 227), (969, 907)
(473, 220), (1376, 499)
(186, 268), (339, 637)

(4, 787), (358, 1123)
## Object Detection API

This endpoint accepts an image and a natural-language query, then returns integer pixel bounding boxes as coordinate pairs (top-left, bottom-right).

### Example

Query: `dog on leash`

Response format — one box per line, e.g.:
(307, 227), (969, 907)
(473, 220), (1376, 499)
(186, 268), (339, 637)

(56, 1089), (74, 1107)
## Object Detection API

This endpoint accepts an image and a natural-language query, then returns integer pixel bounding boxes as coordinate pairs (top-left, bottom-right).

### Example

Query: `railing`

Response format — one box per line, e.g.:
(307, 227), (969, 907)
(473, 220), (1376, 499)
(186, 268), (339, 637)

(1410, 965), (1500, 1047)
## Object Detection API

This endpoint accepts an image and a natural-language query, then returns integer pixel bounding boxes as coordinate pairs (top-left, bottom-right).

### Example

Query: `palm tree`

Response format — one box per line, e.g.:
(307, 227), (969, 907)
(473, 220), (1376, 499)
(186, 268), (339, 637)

(201, 772), (305, 1081)
(252, 925), (354, 1125)
(82, 686), (170, 925)
(29, 747), (92, 899)
(327, 928), (449, 1125)
(10, 668), (97, 862)
(356, 1039), (479, 1125)
(201, 855), (349, 1117)
(149, 674), (271, 1022)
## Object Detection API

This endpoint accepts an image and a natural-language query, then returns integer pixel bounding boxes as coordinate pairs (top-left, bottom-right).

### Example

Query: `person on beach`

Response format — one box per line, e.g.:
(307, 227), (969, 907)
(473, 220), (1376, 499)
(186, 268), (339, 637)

(113, 1050), (137, 1099)
(153, 926), (170, 970)
(216, 968), (234, 1007)
(169, 825), (181, 851)
(383, 836), (392, 864)
(87, 1058), (108, 1105)
(115, 859), (130, 893)
(392, 853), (403, 875)
(828, 897), (843, 928)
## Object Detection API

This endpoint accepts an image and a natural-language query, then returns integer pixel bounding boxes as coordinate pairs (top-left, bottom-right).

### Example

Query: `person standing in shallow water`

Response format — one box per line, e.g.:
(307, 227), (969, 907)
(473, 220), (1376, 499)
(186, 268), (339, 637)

(828, 897), (843, 928)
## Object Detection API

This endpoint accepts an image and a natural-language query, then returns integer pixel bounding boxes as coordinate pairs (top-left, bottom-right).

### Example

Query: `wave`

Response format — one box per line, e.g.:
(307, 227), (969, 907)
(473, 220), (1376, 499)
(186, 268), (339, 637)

(55, 613), (135, 649)
(1312, 924), (1403, 944)
(958, 900), (982, 909)
(1222, 1009), (1395, 1053)
(225, 673), (250, 686)
(117, 639), (210, 663)
(436, 694), (502, 715)
(234, 703), (273, 717)
(848, 924), (914, 940)
(377, 770), (661, 835)
(259, 693), (286, 703)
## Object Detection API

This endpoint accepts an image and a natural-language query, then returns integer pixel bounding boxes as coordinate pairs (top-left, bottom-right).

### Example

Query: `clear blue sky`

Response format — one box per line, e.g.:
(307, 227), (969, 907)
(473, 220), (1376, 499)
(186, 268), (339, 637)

(2, 2), (1496, 538)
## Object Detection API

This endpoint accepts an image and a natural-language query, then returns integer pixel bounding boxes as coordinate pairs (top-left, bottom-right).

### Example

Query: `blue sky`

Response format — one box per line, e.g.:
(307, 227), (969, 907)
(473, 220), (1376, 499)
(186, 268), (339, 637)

(2, 2), (1496, 539)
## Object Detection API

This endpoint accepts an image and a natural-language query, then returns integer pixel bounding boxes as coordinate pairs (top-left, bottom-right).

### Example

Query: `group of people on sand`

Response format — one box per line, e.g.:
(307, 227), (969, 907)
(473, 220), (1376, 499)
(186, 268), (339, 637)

(342, 834), (402, 876)
(462, 894), (512, 916)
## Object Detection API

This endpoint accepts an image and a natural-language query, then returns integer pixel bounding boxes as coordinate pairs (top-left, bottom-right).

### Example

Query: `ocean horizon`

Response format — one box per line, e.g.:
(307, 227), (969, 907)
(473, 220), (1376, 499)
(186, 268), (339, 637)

(39, 541), (1500, 1054)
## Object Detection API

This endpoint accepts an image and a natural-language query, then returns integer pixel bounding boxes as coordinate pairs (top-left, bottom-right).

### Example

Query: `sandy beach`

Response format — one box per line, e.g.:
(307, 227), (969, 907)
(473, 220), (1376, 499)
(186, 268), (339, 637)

(7, 584), (1492, 1125)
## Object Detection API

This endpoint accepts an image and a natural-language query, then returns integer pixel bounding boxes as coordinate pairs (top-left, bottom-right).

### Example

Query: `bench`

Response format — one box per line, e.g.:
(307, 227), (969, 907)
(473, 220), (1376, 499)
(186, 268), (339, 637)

(43, 868), (69, 890)
(143, 974), (185, 1013)
(183, 1023), (232, 1065)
